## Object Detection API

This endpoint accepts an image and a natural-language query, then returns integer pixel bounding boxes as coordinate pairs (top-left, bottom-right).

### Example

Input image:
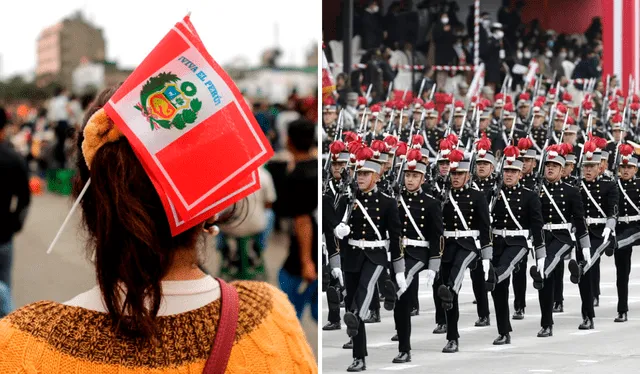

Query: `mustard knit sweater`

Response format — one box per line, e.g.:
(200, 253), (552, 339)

(0, 281), (317, 373)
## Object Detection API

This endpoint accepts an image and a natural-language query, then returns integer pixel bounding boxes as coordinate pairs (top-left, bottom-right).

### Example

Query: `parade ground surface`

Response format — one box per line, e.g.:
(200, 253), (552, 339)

(322, 251), (640, 373)
(11, 193), (318, 359)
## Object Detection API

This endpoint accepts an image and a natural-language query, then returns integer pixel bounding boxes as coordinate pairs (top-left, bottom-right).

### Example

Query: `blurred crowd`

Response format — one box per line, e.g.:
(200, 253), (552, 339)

(325, 0), (603, 103)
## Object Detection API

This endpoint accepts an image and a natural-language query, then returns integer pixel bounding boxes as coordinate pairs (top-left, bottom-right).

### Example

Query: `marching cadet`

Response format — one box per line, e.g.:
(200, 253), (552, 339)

(337, 147), (406, 372)
(469, 134), (495, 327)
(390, 149), (443, 364)
(529, 144), (591, 338)
(491, 93), (507, 135)
(529, 99), (548, 154)
(550, 104), (567, 145)
(567, 140), (618, 330)
(324, 141), (352, 331)
(493, 102), (526, 153)
(422, 101), (444, 160)
(516, 93), (532, 128)
(364, 105), (386, 144)
(562, 151), (578, 185)
(613, 144), (640, 322)
(486, 145), (545, 344)
(605, 114), (626, 170)
(322, 98), (339, 155)
(451, 101), (473, 147)
(518, 138), (538, 190)
(437, 150), (493, 353)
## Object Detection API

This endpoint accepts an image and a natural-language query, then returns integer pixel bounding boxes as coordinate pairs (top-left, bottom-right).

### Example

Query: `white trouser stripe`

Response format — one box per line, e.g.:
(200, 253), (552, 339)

(359, 265), (384, 320)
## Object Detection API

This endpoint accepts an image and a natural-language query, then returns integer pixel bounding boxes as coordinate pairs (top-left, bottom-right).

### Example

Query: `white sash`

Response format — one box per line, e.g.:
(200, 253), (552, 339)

(422, 130), (439, 156)
(355, 199), (383, 240)
(618, 179), (640, 215)
(541, 184), (576, 241)
(500, 190), (533, 248)
(448, 191), (481, 249)
(581, 181), (607, 218)
(400, 195), (426, 241)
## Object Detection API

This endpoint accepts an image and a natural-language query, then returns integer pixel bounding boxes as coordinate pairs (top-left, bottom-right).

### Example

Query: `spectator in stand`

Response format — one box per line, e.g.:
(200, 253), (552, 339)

(336, 73), (350, 108)
(572, 46), (602, 90)
(361, 0), (384, 50)
(585, 17), (602, 44)
(0, 106), (31, 317)
(279, 119), (318, 321)
(433, 12), (457, 89)
(482, 23), (504, 92)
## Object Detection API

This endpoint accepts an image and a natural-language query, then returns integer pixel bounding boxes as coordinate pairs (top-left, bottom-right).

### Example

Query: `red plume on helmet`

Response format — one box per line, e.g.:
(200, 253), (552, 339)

(370, 104), (382, 114)
(447, 149), (465, 170)
(411, 134), (424, 149)
(519, 93), (530, 102)
(566, 116), (575, 125)
(357, 96), (367, 106)
(371, 140), (387, 158)
(343, 131), (359, 144)
(384, 135), (398, 149)
(446, 133), (459, 148)
(535, 96), (546, 104)
(324, 96), (336, 106)
(406, 149), (423, 170)
(583, 100), (594, 111)
(395, 142), (408, 157)
(329, 140), (346, 160)
(620, 144), (635, 164)
(476, 102), (486, 112)
(594, 136), (608, 151)
(395, 100), (406, 110)
(503, 145), (520, 164)
(471, 96), (478, 103)
(482, 98), (492, 107)
(611, 113), (623, 123)
(517, 137), (534, 151)
(616, 89), (625, 97)
(355, 147), (374, 167)
(609, 101), (619, 111)
(560, 143), (574, 155)
(439, 138), (454, 155)
(583, 140), (597, 160)
(631, 103), (640, 112)
(548, 87), (557, 96)
(424, 101), (436, 110)
(495, 93), (505, 103)
(632, 94), (640, 103)
(504, 102), (515, 113)
(562, 92), (572, 102)
(413, 98), (425, 107)
(348, 141), (364, 163)
(475, 132), (492, 157)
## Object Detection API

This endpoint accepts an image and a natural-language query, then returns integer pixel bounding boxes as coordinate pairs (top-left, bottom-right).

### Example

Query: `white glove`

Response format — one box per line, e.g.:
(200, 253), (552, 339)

(482, 259), (491, 274)
(582, 248), (592, 266)
(602, 227), (612, 244)
(334, 223), (350, 239)
(395, 272), (408, 295)
(425, 269), (436, 287)
(499, 49), (506, 59)
(331, 268), (344, 287)
(537, 257), (545, 279)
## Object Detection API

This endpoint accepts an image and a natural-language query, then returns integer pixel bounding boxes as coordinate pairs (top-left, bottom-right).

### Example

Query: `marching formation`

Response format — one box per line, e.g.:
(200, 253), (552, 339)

(321, 75), (640, 372)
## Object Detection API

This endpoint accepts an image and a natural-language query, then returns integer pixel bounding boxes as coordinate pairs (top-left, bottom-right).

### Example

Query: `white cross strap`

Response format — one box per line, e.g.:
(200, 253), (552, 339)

(355, 199), (383, 241)
(581, 181), (607, 218)
(400, 195), (426, 241)
(618, 179), (640, 215)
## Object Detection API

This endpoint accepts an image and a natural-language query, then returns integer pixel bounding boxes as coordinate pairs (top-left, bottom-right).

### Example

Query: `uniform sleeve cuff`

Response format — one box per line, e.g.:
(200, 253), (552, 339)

(428, 258), (441, 272)
(393, 258), (405, 274)
(579, 234), (592, 249)
(329, 254), (341, 269)
(481, 245), (493, 260)
(606, 218), (617, 231)
(535, 245), (546, 260)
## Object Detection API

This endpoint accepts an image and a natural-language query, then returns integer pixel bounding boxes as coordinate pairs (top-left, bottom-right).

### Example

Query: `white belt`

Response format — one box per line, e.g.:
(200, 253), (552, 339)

(402, 238), (430, 247)
(586, 217), (607, 225)
(619, 215), (640, 223)
(492, 229), (530, 237)
(348, 239), (388, 248)
(443, 230), (480, 238)
(543, 223), (572, 231)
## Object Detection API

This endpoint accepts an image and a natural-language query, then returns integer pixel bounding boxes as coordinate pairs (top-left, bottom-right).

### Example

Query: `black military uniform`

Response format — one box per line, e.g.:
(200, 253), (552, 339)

(493, 127), (527, 153)
(423, 127), (445, 159)
(521, 171), (537, 190)
(532, 169), (591, 337)
(438, 170), (492, 352)
(323, 121), (339, 154)
(568, 169), (618, 329)
(392, 182), (443, 362)
(530, 125), (548, 153)
(614, 164), (640, 322)
(324, 192), (344, 330)
(488, 176), (545, 343)
(341, 181), (404, 371)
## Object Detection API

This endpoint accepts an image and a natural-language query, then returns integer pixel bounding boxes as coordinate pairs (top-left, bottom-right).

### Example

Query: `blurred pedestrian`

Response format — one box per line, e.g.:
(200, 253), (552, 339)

(433, 12), (456, 88)
(47, 87), (71, 168)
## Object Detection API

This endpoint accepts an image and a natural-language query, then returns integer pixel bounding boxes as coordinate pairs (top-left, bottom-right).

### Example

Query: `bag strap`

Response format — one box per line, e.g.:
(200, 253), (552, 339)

(203, 278), (239, 374)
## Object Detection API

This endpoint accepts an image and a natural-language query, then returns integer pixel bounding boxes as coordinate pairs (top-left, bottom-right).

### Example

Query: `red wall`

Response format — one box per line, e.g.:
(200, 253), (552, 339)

(520, 0), (602, 35)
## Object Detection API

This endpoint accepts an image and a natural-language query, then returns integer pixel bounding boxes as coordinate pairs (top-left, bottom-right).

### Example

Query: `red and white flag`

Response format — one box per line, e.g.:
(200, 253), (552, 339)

(104, 15), (273, 235)
(322, 46), (336, 100)
(602, 0), (640, 92)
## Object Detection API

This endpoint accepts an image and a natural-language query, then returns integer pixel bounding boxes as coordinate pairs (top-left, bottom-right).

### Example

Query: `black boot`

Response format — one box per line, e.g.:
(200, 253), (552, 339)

(347, 358), (366, 372)
(410, 307), (419, 316)
(553, 303), (564, 313)
(578, 317), (594, 330)
(568, 259), (582, 284)
(342, 338), (353, 349)
(383, 279), (397, 311)
(614, 312), (628, 322)
(474, 316), (490, 327)
(485, 262), (497, 292)
(432, 324), (447, 334)
(512, 309), (525, 320)
(593, 296), (599, 307)
(392, 352), (411, 363)
(530, 266), (543, 290)
(537, 326), (553, 337)
(493, 334), (511, 345)
(363, 310), (381, 324)
(322, 321), (341, 331)
(442, 340), (459, 353)
(391, 334), (398, 341)
(343, 312), (360, 337)
(437, 285), (454, 311)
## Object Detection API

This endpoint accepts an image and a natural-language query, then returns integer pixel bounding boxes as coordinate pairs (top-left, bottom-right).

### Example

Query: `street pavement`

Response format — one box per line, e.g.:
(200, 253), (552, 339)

(9, 192), (317, 360)
(322, 251), (640, 373)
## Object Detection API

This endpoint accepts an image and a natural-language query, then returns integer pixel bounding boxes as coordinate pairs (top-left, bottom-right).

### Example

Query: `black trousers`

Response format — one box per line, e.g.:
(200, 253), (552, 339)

(344, 258), (385, 358)
(577, 245), (595, 320)
(553, 260), (565, 306)
(591, 257), (601, 298)
(327, 272), (342, 323)
(441, 246), (477, 341)
(492, 244), (528, 336)
(394, 256), (424, 352)
(470, 259), (490, 318)
(412, 279), (420, 312)
(54, 120), (69, 168)
(538, 239), (572, 328)
(512, 256), (528, 311)
(433, 274), (446, 325)
(615, 248), (633, 313)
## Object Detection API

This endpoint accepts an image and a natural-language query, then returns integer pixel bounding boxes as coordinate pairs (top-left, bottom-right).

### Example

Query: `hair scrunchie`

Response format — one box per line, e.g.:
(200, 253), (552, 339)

(81, 108), (124, 169)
